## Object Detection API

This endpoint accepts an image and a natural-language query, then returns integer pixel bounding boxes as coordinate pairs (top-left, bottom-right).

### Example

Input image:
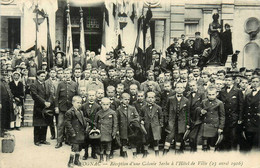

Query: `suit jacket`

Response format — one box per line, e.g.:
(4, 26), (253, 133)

(65, 107), (88, 144)
(243, 90), (260, 132)
(9, 81), (24, 106)
(160, 90), (175, 119)
(81, 101), (101, 128)
(140, 104), (163, 140)
(195, 98), (225, 137)
(55, 80), (78, 112)
(95, 108), (118, 142)
(116, 105), (139, 139)
(109, 97), (121, 111)
(186, 90), (206, 126)
(167, 95), (190, 136)
(122, 78), (140, 93)
(103, 77), (121, 92)
(140, 80), (161, 93)
(132, 100), (147, 114)
(0, 80), (14, 128)
(45, 78), (59, 100)
(30, 80), (53, 126)
(219, 86), (243, 127)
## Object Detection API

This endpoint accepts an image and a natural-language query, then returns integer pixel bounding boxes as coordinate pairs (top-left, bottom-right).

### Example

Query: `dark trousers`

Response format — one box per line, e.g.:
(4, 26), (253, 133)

(221, 126), (238, 150)
(85, 139), (100, 154)
(34, 126), (47, 143)
(245, 131), (259, 151)
(100, 141), (112, 154)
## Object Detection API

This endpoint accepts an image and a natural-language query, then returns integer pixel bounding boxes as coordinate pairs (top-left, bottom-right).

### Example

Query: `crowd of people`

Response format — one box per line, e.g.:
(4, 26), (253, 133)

(0, 30), (260, 167)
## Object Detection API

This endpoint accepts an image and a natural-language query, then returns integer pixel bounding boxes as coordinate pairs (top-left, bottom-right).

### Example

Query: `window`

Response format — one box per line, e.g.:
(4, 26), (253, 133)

(185, 19), (199, 37)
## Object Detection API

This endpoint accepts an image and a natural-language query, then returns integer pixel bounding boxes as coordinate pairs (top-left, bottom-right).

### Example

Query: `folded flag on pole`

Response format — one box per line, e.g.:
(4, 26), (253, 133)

(79, 7), (86, 67)
(46, 17), (54, 70)
(65, 5), (73, 68)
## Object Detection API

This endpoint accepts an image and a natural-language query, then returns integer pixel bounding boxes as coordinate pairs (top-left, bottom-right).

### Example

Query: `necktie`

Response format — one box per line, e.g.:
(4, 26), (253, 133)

(227, 86), (231, 89)
(177, 94), (182, 98)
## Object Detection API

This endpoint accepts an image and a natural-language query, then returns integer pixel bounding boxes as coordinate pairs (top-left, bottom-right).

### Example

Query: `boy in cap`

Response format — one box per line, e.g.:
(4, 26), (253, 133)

(116, 93), (140, 158)
(95, 97), (118, 162)
(65, 96), (87, 167)
(140, 92), (163, 157)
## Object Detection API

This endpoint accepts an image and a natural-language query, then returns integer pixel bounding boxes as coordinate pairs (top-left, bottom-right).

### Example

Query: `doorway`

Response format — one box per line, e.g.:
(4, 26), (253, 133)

(8, 18), (21, 50)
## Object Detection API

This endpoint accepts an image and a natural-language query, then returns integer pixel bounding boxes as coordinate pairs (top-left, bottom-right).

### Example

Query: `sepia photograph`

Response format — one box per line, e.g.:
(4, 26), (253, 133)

(0, 0), (260, 167)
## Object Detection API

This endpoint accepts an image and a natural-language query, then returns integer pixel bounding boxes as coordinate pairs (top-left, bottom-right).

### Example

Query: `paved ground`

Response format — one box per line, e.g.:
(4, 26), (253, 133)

(1, 127), (260, 168)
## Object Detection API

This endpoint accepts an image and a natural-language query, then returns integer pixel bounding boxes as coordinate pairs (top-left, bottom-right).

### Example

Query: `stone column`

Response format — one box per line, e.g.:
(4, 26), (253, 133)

(202, 9), (213, 38)
(170, 0), (185, 40)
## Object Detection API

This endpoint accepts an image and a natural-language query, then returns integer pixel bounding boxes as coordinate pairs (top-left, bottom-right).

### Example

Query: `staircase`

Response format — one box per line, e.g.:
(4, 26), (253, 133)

(23, 94), (33, 127)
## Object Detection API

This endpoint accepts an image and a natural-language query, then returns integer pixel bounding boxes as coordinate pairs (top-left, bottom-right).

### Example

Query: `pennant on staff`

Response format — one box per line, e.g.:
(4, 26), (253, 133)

(79, 7), (86, 67)
(46, 16), (54, 70)
(65, 6), (73, 68)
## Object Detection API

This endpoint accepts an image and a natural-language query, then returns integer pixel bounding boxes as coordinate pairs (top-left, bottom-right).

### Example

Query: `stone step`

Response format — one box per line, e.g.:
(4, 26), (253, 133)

(24, 114), (33, 121)
(24, 99), (34, 104)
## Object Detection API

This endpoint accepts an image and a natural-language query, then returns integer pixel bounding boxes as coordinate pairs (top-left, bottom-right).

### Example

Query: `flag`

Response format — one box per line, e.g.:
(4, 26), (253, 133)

(143, 7), (153, 70)
(46, 17), (54, 70)
(65, 8), (73, 68)
(133, 16), (144, 67)
(100, 6), (108, 63)
(113, 34), (122, 60)
(79, 8), (86, 67)
(104, 5), (109, 26)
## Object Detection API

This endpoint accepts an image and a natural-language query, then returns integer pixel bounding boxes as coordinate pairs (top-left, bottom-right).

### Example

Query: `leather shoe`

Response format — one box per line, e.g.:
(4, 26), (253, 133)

(41, 141), (50, 145)
(55, 142), (62, 148)
(35, 142), (41, 146)
(50, 136), (55, 140)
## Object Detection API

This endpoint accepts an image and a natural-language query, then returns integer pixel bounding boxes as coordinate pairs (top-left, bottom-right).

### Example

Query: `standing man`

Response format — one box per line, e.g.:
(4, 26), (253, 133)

(30, 70), (52, 146)
(243, 76), (260, 151)
(0, 70), (14, 133)
(45, 68), (60, 139)
(221, 24), (233, 66)
(194, 32), (205, 55)
(218, 74), (243, 151)
(55, 68), (78, 148)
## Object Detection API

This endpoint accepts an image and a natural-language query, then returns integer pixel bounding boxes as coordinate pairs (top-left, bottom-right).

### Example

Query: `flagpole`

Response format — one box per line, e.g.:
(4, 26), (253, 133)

(35, 3), (39, 68)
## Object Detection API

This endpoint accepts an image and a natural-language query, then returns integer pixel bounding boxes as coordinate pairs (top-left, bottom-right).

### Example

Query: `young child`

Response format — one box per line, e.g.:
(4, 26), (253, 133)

(65, 96), (87, 167)
(195, 87), (225, 151)
(96, 89), (105, 105)
(81, 90), (101, 160)
(163, 82), (190, 154)
(116, 93), (140, 158)
(129, 84), (138, 105)
(106, 86), (120, 111)
(140, 92), (163, 157)
(79, 87), (87, 103)
(95, 97), (118, 162)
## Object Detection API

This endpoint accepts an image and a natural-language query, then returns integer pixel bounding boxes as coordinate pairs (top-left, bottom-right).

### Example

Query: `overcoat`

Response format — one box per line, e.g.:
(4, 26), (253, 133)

(116, 105), (139, 140)
(65, 107), (88, 144)
(95, 108), (118, 142)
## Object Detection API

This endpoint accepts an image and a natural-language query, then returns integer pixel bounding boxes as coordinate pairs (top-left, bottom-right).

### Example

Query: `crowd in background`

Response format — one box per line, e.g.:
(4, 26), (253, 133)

(0, 29), (260, 165)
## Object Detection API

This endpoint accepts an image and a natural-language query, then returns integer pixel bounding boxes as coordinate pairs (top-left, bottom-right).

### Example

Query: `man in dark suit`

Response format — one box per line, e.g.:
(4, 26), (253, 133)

(30, 70), (53, 146)
(195, 87), (225, 151)
(218, 74), (243, 151)
(194, 32), (205, 55)
(103, 67), (121, 93)
(9, 71), (24, 130)
(186, 80), (206, 151)
(0, 70), (14, 133)
(140, 92), (163, 157)
(45, 68), (60, 139)
(163, 82), (190, 154)
(116, 93), (140, 158)
(65, 96), (87, 167)
(81, 90), (101, 160)
(122, 68), (140, 93)
(243, 76), (260, 151)
(55, 68), (78, 148)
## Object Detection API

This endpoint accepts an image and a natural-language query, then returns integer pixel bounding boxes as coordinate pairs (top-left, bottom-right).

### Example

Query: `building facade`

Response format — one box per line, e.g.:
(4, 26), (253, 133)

(1, 0), (260, 68)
